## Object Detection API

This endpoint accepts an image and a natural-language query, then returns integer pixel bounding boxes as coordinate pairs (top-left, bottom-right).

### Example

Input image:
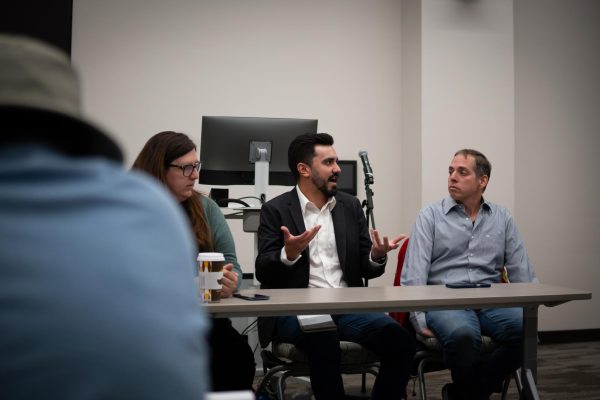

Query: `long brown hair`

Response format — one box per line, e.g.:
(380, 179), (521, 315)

(132, 131), (213, 251)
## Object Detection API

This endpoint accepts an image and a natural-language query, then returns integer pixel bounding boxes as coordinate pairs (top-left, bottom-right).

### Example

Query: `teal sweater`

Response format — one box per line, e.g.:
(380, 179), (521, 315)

(200, 195), (243, 290)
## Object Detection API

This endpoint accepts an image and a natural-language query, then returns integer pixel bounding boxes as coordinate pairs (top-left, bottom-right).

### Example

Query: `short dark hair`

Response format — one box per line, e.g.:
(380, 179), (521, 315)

(454, 149), (491, 180)
(287, 133), (334, 180)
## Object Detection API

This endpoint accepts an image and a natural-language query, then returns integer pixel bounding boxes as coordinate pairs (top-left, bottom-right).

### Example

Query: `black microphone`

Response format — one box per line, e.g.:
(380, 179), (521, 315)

(358, 150), (374, 184)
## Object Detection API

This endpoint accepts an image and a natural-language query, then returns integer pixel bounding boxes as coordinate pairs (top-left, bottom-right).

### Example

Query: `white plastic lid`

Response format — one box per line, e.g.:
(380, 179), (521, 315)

(197, 252), (225, 262)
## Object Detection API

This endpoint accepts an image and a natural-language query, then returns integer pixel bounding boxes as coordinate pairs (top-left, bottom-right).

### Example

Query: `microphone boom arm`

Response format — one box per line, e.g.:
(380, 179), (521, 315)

(358, 151), (376, 230)
(362, 178), (376, 230)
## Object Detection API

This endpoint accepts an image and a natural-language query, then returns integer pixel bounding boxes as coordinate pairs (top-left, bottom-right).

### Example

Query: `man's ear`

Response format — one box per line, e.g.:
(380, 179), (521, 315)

(479, 175), (489, 190)
(297, 163), (311, 178)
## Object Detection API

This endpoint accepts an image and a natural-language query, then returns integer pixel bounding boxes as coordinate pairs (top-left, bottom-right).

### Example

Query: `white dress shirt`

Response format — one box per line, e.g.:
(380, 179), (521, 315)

(280, 186), (347, 288)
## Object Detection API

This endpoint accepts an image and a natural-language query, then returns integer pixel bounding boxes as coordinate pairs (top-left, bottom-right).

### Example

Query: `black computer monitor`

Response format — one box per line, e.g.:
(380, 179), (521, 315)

(199, 116), (318, 186)
(336, 160), (358, 196)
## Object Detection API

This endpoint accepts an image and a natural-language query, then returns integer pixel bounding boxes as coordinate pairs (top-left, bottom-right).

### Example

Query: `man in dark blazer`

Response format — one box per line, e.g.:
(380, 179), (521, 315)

(255, 133), (415, 400)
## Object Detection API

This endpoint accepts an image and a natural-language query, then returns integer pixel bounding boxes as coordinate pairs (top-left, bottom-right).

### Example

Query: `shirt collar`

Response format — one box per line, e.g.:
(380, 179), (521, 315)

(443, 196), (492, 215)
(296, 185), (336, 214)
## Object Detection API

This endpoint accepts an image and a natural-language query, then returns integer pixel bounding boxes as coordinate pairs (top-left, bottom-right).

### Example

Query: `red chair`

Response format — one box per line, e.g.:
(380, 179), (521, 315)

(389, 238), (409, 326)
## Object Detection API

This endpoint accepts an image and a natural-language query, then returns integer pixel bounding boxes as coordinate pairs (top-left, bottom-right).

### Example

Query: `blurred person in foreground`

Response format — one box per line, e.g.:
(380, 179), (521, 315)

(0, 34), (208, 399)
(402, 149), (537, 400)
(132, 131), (256, 392)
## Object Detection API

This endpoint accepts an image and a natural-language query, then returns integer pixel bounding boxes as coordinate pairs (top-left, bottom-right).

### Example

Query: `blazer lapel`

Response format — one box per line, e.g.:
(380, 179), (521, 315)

(332, 197), (347, 271)
(287, 188), (306, 235)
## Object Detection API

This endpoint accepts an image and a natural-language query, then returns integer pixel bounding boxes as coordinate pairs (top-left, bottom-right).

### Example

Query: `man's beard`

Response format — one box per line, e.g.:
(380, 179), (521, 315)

(318, 186), (337, 198)
(312, 172), (339, 198)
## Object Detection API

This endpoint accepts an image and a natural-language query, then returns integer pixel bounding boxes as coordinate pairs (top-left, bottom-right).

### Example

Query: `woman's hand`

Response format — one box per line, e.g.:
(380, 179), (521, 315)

(219, 263), (238, 298)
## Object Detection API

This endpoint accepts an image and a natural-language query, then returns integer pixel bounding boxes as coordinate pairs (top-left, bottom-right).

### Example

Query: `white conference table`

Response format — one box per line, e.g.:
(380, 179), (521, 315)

(205, 283), (591, 400)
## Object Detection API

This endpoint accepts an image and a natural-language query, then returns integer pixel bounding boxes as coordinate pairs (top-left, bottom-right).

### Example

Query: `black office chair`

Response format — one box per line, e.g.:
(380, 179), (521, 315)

(256, 275), (379, 399)
(392, 239), (522, 400)
(257, 340), (379, 399)
(409, 324), (522, 400)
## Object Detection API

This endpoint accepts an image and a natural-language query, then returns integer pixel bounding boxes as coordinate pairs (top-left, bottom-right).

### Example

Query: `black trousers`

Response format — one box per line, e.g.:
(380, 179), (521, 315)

(208, 317), (256, 391)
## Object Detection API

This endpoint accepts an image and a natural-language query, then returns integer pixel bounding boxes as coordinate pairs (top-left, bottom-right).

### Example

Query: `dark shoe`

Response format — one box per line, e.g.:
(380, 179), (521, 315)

(441, 383), (460, 400)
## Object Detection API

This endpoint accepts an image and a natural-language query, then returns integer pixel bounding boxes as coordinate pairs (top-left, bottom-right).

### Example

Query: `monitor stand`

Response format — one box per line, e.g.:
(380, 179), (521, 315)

(254, 159), (269, 204)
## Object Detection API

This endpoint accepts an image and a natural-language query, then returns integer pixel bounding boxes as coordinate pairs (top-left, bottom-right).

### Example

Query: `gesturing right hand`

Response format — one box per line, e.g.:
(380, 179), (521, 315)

(282, 225), (321, 261)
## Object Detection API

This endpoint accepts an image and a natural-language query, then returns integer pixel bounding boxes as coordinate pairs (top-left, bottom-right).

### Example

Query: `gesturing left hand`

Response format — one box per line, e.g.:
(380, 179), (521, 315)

(370, 229), (407, 260)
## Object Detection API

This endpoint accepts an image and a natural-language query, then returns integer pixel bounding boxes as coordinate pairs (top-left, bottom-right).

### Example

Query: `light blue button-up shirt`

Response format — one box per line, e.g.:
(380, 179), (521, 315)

(401, 197), (537, 332)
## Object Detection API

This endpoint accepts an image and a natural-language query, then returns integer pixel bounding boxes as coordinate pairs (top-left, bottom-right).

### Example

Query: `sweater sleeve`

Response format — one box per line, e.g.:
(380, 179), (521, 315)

(201, 195), (243, 290)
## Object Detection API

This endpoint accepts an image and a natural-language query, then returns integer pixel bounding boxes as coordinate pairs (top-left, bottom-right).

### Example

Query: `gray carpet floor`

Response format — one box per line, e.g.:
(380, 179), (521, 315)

(254, 341), (600, 399)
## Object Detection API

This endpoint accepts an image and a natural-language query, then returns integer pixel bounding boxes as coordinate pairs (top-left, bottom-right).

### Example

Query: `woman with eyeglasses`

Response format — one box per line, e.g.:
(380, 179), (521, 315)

(132, 131), (256, 392)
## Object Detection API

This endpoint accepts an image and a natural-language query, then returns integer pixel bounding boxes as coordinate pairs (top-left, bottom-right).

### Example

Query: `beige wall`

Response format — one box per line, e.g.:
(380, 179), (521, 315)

(72, 0), (598, 331)
(421, 0), (516, 211)
(514, 0), (600, 330)
(72, 0), (404, 283)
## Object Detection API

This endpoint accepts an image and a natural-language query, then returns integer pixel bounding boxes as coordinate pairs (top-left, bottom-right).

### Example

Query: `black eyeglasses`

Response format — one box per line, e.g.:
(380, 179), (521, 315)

(169, 161), (201, 177)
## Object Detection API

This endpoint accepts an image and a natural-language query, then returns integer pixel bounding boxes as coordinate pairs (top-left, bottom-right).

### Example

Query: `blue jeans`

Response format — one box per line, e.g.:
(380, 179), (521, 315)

(275, 313), (415, 400)
(426, 308), (523, 400)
